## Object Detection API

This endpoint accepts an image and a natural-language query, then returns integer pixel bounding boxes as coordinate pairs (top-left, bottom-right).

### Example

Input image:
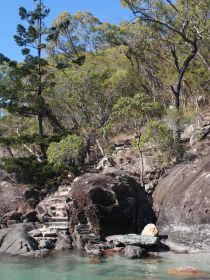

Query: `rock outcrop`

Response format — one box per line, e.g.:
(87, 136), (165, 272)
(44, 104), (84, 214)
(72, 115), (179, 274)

(0, 169), (157, 257)
(153, 158), (210, 226)
(0, 175), (27, 221)
(152, 153), (210, 251)
(67, 170), (156, 250)
(0, 224), (39, 257)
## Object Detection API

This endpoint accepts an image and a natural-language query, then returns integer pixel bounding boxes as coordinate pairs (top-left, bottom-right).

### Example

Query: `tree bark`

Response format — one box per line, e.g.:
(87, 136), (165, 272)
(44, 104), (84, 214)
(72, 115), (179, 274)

(37, 0), (47, 160)
(171, 41), (198, 143)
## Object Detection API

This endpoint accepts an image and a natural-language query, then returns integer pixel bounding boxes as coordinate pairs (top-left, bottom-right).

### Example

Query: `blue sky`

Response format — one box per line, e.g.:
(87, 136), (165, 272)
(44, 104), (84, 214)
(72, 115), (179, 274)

(0, 0), (132, 61)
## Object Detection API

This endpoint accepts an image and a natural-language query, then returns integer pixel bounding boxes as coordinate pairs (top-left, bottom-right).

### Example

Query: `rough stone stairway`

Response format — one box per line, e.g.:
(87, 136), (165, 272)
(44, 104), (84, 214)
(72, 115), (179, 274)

(36, 184), (72, 231)
(35, 182), (101, 250)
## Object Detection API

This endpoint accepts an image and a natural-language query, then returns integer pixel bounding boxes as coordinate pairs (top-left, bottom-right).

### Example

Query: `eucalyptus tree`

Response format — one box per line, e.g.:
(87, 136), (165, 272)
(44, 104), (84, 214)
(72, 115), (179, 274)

(47, 11), (102, 65)
(121, 0), (210, 141)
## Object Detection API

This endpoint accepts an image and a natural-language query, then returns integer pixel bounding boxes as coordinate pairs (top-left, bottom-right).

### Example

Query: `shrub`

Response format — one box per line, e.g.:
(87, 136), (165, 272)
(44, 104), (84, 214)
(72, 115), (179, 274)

(2, 156), (56, 187)
(47, 134), (85, 172)
(132, 120), (178, 163)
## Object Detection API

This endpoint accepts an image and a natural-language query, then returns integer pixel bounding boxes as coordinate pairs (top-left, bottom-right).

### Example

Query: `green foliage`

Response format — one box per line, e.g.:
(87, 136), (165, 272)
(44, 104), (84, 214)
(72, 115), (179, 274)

(2, 156), (56, 187)
(47, 134), (85, 172)
(0, 0), (209, 183)
(113, 93), (158, 115)
(132, 119), (182, 163)
(140, 120), (174, 151)
(109, 93), (160, 134)
(47, 11), (102, 64)
(50, 47), (138, 135)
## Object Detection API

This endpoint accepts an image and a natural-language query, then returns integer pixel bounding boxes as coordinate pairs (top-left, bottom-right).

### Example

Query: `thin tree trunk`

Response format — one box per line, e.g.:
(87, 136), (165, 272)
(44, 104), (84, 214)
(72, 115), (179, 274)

(137, 134), (144, 186)
(37, 0), (47, 160)
(171, 41), (198, 143)
(5, 146), (14, 158)
(96, 139), (105, 157)
(38, 114), (46, 160)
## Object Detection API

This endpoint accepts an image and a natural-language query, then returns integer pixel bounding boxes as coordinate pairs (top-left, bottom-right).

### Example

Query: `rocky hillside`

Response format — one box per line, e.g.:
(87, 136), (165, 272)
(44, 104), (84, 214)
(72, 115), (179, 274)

(0, 170), (27, 220)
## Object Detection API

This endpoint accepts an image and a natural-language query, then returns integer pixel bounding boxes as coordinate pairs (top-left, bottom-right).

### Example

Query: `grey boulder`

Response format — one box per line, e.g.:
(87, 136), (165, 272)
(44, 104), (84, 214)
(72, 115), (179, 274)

(124, 245), (146, 259)
(0, 227), (38, 256)
(106, 234), (158, 247)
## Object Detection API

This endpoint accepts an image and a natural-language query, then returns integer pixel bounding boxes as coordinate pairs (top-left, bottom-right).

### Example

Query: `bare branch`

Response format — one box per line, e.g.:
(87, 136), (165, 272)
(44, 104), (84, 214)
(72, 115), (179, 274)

(166, 0), (179, 13)
(124, 0), (195, 45)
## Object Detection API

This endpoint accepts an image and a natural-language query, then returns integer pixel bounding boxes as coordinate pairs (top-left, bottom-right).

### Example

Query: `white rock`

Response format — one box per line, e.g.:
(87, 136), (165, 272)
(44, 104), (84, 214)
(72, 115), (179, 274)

(141, 224), (159, 237)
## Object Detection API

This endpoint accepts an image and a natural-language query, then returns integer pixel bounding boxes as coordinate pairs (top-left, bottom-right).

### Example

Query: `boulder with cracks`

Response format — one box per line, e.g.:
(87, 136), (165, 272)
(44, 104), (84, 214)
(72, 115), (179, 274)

(67, 170), (156, 250)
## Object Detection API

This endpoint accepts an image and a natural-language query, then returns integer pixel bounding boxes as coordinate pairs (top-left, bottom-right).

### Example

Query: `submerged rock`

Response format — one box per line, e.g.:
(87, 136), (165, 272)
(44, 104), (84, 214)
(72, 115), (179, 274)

(167, 266), (209, 278)
(124, 245), (145, 259)
(84, 243), (105, 256)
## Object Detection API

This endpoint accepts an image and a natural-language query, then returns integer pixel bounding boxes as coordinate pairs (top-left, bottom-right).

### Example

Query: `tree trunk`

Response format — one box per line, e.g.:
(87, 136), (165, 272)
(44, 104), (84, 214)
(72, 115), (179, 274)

(172, 89), (181, 144)
(171, 41), (198, 144)
(37, 0), (47, 160)
(38, 113), (47, 160)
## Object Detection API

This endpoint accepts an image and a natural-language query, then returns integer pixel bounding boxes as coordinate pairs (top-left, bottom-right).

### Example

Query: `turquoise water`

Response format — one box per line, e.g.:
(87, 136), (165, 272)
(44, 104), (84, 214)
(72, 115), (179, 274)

(0, 251), (210, 280)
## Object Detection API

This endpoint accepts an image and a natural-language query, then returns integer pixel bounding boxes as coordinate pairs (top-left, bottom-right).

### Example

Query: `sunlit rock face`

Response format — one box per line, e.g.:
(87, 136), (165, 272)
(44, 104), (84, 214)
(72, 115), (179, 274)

(67, 170), (156, 250)
(153, 158), (210, 226)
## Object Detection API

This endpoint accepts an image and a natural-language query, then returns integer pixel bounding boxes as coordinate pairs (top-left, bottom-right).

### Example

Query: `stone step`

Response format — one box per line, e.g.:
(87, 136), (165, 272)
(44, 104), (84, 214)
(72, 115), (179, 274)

(58, 188), (71, 192)
(45, 221), (69, 227)
(51, 213), (67, 217)
(42, 216), (68, 222)
(76, 225), (91, 234)
(48, 198), (67, 203)
(58, 186), (71, 190)
(50, 211), (67, 217)
(49, 194), (68, 200)
(38, 201), (62, 208)
(45, 204), (66, 210)
(51, 217), (68, 222)
(55, 204), (67, 210)
(48, 225), (69, 230)
(58, 191), (69, 196)
(33, 236), (57, 241)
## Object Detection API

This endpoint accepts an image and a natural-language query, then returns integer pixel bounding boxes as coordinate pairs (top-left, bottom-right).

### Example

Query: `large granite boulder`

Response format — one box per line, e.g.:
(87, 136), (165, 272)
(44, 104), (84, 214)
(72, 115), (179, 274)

(0, 224), (38, 256)
(67, 170), (156, 250)
(153, 157), (210, 226)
